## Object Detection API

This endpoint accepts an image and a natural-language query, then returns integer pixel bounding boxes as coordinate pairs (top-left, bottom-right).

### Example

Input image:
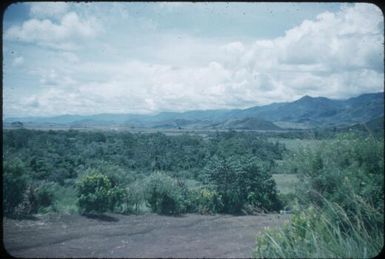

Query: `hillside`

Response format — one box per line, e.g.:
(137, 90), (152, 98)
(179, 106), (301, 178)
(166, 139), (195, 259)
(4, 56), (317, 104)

(4, 92), (383, 130)
(212, 117), (281, 130)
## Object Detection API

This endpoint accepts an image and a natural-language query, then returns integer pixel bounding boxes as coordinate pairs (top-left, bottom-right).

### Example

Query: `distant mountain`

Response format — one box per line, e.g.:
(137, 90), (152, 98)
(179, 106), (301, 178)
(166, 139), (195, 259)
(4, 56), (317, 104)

(4, 92), (383, 130)
(240, 95), (340, 122)
(234, 92), (384, 128)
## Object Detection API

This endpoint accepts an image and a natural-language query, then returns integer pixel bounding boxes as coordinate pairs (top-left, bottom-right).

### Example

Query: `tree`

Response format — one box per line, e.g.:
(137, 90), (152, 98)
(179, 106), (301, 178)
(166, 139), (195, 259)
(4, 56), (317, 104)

(77, 171), (113, 214)
(204, 156), (281, 214)
(144, 172), (185, 215)
(3, 159), (28, 216)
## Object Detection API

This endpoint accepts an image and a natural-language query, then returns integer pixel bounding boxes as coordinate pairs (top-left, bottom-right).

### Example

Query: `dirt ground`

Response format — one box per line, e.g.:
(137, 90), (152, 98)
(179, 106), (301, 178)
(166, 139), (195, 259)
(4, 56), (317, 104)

(3, 213), (290, 258)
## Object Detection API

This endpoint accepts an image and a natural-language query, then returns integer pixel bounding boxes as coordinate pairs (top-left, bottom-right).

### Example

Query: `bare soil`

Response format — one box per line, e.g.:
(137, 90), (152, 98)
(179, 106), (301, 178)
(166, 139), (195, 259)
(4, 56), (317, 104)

(3, 213), (289, 258)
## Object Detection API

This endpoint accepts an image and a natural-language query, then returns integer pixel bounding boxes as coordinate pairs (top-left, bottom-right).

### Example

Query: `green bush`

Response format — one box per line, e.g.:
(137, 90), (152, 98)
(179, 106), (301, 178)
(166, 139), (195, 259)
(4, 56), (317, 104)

(144, 172), (185, 215)
(93, 162), (135, 187)
(107, 186), (127, 213)
(255, 133), (384, 257)
(3, 159), (28, 216)
(125, 181), (146, 214)
(26, 181), (57, 213)
(188, 187), (223, 214)
(286, 133), (384, 230)
(76, 171), (126, 214)
(204, 156), (281, 214)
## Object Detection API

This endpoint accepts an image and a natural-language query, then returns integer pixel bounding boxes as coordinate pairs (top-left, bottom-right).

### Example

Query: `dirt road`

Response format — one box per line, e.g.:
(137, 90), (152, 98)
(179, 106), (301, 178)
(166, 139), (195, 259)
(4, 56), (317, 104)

(3, 213), (289, 258)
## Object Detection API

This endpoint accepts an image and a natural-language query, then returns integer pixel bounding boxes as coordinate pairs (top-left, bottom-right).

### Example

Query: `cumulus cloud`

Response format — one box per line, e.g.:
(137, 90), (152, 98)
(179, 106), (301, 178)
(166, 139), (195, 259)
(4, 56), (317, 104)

(276, 4), (383, 71)
(5, 11), (100, 50)
(3, 3), (384, 117)
(215, 3), (383, 101)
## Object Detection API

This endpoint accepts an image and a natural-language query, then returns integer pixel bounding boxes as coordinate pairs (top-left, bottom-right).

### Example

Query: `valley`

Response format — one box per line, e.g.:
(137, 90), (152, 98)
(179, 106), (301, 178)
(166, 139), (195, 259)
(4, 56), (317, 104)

(4, 92), (384, 132)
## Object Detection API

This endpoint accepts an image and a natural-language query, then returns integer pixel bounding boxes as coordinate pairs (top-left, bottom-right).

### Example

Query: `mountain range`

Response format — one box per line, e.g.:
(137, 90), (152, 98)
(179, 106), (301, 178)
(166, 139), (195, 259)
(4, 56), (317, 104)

(4, 92), (384, 131)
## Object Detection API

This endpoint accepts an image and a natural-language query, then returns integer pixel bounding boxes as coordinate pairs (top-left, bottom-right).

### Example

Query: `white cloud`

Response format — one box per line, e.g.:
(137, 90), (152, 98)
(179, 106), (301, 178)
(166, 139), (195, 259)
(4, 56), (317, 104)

(29, 2), (69, 19)
(4, 3), (384, 117)
(276, 3), (383, 70)
(5, 11), (100, 50)
(215, 3), (383, 101)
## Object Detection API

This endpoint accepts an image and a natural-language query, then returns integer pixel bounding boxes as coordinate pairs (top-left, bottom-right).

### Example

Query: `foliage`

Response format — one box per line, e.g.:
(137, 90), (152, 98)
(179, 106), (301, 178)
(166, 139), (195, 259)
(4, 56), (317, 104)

(255, 133), (384, 257)
(3, 129), (285, 216)
(204, 156), (281, 214)
(32, 181), (56, 213)
(285, 133), (384, 230)
(3, 129), (283, 180)
(144, 172), (186, 215)
(76, 171), (126, 214)
(188, 187), (223, 214)
(91, 161), (135, 187)
(254, 196), (384, 258)
(125, 181), (146, 214)
(272, 174), (299, 195)
(107, 185), (127, 213)
(52, 185), (78, 214)
(3, 159), (28, 216)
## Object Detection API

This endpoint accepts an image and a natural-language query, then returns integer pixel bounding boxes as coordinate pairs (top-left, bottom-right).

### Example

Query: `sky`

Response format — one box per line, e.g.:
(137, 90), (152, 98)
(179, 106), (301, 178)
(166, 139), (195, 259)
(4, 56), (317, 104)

(2, 2), (384, 117)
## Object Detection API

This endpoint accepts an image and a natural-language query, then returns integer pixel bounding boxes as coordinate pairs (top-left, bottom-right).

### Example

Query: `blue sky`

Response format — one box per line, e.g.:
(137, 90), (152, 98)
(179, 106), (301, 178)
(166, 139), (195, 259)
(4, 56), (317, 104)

(3, 2), (384, 117)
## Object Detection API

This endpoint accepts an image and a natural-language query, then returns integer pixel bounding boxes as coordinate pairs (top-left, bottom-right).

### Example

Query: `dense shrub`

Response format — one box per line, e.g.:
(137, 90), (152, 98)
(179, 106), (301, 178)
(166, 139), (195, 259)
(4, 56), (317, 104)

(204, 156), (281, 214)
(125, 181), (146, 213)
(3, 159), (28, 216)
(29, 181), (56, 213)
(93, 162), (135, 187)
(144, 172), (186, 215)
(107, 186), (127, 213)
(76, 171), (126, 214)
(285, 133), (384, 230)
(188, 187), (223, 214)
(255, 133), (384, 257)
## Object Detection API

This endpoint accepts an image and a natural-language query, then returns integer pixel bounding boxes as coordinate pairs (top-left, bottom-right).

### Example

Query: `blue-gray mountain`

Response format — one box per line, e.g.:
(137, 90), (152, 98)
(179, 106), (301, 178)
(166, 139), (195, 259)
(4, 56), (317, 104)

(4, 92), (384, 130)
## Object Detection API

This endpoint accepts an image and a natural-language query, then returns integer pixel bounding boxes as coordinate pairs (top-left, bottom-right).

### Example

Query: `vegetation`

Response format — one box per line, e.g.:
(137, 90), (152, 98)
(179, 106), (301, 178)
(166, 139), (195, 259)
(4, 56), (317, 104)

(3, 127), (383, 257)
(254, 133), (384, 258)
(3, 129), (284, 216)
(255, 198), (383, 258)
(3, 159), (28, 216)
(188, 187), (223, 214)
(76, 171), (127, 214)
(203, 156), (281, 213)
(144, 172), (187, 215)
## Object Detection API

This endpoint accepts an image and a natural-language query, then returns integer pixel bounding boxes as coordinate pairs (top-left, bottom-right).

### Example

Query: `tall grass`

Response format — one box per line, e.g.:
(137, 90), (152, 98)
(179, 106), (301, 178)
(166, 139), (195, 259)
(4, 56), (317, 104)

(254, 194), (383, 258)
(255, 133), (384, 258)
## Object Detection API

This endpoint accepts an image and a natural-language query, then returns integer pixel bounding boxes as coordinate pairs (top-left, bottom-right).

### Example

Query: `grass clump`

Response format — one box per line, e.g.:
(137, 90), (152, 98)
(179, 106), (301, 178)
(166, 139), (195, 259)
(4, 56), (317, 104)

(255, 133), (384, 258)
(255, 196), (383, 258)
